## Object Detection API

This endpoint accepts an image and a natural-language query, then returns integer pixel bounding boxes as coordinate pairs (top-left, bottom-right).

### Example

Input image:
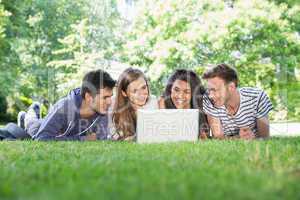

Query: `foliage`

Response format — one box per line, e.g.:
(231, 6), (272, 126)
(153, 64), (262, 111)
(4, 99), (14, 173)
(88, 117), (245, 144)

(0, 92), (7, 121)
(0, 0), (299, 121)
(48, 0), (124, 97)
(122, 0), (300, 120)
(0, 0), (88, 112)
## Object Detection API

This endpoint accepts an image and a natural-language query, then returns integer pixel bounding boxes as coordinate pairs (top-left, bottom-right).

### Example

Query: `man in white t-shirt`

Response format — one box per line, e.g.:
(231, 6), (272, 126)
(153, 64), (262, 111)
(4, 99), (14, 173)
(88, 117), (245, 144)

(202, 64), (272, 139)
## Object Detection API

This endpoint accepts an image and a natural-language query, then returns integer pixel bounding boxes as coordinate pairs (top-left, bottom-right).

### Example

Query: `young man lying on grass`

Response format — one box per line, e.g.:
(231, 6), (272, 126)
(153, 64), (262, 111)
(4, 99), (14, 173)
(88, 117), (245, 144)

(0, 69), (115, 141)
(202, 64), (272, 140)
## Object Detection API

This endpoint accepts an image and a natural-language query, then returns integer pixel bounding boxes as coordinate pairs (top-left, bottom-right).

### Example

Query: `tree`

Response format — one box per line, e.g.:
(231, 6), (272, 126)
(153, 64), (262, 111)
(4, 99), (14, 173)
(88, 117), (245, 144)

(0, 0), (88, 117)
(122, 0), (300, 120)
(48, 0), (124, 97)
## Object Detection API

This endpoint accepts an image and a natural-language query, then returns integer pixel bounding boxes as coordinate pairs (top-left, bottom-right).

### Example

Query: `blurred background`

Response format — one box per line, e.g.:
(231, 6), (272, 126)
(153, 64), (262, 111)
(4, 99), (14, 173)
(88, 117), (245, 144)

(0, 0), (299, 128)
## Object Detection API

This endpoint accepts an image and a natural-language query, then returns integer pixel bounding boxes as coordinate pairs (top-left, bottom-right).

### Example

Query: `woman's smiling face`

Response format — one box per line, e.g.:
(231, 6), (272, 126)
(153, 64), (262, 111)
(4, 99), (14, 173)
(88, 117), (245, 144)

(170, 79), (191, 109)
(123, 77), (149, 109)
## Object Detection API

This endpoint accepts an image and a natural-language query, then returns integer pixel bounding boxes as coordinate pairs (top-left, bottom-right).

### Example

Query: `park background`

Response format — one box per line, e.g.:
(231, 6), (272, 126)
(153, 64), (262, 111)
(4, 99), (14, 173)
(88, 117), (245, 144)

(0, 0), (299, 124)
(0, 1), (300, 199)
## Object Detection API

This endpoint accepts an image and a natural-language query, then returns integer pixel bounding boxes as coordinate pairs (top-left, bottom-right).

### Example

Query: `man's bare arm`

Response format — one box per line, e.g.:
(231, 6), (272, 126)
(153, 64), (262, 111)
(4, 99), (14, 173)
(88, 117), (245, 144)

(256, 116), (270, 138)
(207, 114), (225, 139)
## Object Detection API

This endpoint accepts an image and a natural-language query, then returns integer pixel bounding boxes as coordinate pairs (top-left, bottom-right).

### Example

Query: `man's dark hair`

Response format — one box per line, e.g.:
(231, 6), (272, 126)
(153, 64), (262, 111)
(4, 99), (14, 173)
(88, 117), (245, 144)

(81, 69), (116, 98)
(202, 63), (239, 87)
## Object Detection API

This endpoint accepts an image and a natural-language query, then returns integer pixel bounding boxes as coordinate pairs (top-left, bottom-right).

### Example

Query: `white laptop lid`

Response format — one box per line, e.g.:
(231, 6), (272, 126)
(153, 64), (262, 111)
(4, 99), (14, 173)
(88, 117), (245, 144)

(137, 109), (199, 143)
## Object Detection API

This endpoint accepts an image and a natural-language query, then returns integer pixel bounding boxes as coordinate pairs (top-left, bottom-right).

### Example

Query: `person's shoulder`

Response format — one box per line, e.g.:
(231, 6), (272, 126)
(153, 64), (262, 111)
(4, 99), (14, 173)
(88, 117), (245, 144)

(240, 87), (262, 93)
(51, 97), (68, 111)
(240, 87), (264, 99)
(50, 89), (80, 115)
(201, 93), (223, 118)
(202, 93), (214, 108)
(144, 95), (159, 109)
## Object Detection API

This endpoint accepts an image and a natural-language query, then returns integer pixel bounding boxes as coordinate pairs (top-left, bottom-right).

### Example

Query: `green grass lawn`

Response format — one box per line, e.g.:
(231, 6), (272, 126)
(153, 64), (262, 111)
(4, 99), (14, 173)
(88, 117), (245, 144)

(0, 138), (300, 200)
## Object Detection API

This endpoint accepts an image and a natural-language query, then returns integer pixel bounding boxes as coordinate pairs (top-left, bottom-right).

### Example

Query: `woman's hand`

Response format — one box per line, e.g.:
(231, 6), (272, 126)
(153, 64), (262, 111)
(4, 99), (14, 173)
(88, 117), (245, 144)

(111, 133), (135, 141)
(111, 133), (121, 141)
(124, 135), (136, 141)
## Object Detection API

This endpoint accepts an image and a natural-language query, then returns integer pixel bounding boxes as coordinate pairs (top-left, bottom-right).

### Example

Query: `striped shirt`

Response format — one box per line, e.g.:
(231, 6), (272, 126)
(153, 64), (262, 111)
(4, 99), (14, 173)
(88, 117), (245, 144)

(203, 87), (273, 136)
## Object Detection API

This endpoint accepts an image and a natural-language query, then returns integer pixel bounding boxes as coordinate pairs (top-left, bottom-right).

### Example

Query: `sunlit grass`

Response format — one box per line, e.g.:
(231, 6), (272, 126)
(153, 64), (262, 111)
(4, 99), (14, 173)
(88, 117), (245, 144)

(0, 138), (300, 200)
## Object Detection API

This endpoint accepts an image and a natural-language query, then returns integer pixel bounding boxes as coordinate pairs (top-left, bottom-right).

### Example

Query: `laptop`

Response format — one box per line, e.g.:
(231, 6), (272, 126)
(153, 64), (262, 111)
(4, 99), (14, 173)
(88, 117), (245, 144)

(136, 109), (199, 143)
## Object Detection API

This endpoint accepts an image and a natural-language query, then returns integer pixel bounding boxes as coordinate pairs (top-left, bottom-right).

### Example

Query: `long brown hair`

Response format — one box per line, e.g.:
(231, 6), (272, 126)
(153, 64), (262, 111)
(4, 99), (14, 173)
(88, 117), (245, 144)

(112, 68), (150, 138)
